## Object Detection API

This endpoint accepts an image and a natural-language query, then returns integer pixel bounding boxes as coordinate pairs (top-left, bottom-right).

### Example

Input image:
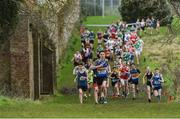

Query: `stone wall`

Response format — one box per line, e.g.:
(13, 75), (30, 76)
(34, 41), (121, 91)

(0, 0), (80, 99)
(0, 42), (10, 95)
(0, 52), (10, 95)
(9, 14), (33, 98)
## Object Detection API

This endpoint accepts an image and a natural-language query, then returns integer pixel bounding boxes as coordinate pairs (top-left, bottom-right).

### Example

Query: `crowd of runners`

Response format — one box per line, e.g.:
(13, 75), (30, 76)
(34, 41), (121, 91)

(72, 19), (164, 104)
(136, 17), (160, 34)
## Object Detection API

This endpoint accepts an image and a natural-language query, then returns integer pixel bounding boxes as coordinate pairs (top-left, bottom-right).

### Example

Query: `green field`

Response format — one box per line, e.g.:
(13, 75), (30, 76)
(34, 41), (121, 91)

(0, 16), (180, 118)
(1, 97), (180, 118)
(84, 16), (120, 25)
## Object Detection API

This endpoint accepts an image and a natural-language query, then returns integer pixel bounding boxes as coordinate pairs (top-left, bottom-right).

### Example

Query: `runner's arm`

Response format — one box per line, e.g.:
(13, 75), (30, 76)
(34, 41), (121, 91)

(90, 65), (101, 69)
(128, 72), (131, 80)
(108, 65), (111, 74)
(71, 57), (74, 62)
(85, 71), (89, 82)
(137, 69), (141, 78)
(74, 76), (77, 83)
(150, 74), (154, 87)
(107, 76), (110, 88)
(160, 74), (164, 83)
(73, 67), (77, 75)
(142, 73), (146, 84)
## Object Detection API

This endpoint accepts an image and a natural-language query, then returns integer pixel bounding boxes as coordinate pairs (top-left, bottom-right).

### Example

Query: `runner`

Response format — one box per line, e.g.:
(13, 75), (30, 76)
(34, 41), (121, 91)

(84, 39), (91, 49)
(80, 25), (85, 35)
(143, 66), (153, 102)
(151, 17), (157, 30)
(136, 18), (141, 31)
(81, 47), (92, 64)
(128, 45), (135, 64)
(156, 19), (160, 33)
(146, 17), (153, 34)
(134, 39), (142, 65)
(72, 51), (82, 67)
(115, 45), (123, 59)
(96, 44), (104, 58)
(110, 66), (120, 97)
(103, 30), (110, 43)
(97, 30), (103, 45)
(89, 30), (95, 45)
(105, 38), (115, 53)
(85, 59), (94, 97)
(141, 18), (146, 30)
(152, 68), (164, 102)
(119, 61), (130, 97)
(104, 46), (112, 60)
(87, 68), (94, 97)
(130, 63), (141, 100)
(136, 36), (144, 56)
(122, 48), (131, 65)
(73, 62), (88, 104)
(90, 51), (111, 104)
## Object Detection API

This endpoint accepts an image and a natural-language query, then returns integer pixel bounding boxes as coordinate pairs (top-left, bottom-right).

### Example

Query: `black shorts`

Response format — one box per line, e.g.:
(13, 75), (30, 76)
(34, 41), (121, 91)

(153, 86), (162, 91)
(82, 57), (88, 64)
(128, 78), (132, 84)
(141, 26), (145, 31)
(111, 81), (118, 87)
(93, 77), (107, 87)
(77, 85), (87, 91)
(132, 79), (139, 85)
(146, 81), (152, 87)
(90, 40), (94, 44)
(81, 40), (85, 44)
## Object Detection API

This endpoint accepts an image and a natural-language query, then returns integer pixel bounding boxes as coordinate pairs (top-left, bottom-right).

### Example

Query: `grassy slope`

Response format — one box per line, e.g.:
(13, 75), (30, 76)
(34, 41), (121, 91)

(57, 28), (81, 88)
(0, 16), (180, 118)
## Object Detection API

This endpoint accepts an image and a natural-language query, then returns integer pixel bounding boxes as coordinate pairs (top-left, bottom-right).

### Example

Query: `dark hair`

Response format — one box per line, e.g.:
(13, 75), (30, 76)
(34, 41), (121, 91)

(131, 63), (135, 66)
(99, 51), (105, 54)
(155, 68), (159, 70)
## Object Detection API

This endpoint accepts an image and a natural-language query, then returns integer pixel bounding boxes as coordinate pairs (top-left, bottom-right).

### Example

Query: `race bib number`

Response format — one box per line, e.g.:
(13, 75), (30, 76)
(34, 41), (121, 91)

(80, 76), (86, 80)
(97, 70), (108, 78)
(154, 80), (160, 85)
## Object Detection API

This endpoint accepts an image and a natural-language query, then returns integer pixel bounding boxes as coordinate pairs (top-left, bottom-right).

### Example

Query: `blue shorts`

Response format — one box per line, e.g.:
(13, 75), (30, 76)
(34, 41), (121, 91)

(132, 78), (139, 85)
(96, 72), (108, 79)
(153, 86), (162, 91)
(77, 85), (87, 91)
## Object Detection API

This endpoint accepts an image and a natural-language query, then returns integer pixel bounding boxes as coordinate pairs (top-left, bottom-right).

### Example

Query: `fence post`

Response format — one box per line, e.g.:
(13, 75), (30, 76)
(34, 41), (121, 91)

(102, 0), (105, 17)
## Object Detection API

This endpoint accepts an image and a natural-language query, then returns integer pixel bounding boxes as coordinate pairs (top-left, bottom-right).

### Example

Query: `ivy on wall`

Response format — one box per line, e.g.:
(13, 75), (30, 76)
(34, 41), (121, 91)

(0, 0), (23, 42)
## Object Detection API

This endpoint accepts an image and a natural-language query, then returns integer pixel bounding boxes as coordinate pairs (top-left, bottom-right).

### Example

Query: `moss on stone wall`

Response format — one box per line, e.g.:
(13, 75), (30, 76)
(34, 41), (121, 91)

(0, 0), (23, 42)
